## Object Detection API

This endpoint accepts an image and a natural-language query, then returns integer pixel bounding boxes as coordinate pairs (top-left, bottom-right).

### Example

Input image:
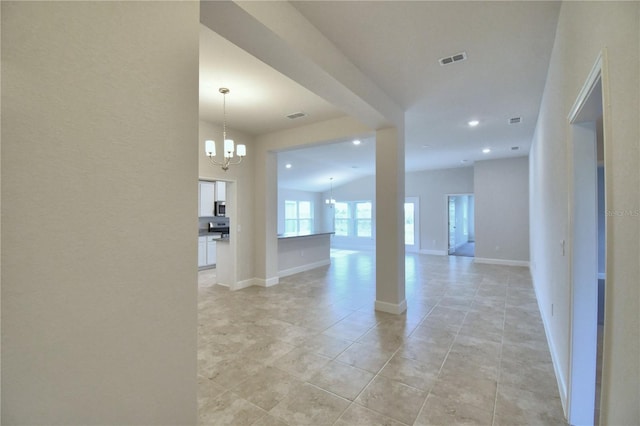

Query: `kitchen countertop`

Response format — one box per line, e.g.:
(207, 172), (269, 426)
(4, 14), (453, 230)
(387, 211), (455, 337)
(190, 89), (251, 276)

(277, 231), (334, 240)
(198, 231), (230, 242)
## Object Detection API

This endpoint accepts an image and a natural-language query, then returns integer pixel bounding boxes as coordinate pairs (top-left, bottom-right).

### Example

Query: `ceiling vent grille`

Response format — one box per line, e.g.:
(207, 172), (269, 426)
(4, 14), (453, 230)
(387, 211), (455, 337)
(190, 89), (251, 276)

(509, 116), (522, 124)
(439, 51), (467, 66)
(286, 112), (307, 120)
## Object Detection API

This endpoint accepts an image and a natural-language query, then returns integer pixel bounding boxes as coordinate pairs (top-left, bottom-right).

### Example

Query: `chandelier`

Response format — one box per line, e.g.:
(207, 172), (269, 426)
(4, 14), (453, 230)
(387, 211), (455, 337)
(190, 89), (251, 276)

(205, 88), (246, 171)
(325, 177), (336, 207)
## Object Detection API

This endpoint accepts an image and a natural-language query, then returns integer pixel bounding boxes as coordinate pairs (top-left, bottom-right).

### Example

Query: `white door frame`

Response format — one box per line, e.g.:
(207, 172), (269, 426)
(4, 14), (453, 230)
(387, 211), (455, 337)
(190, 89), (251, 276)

(405, 197), (420, 252)
(445, 193), (474, 256)
(566, 49), (609, 426)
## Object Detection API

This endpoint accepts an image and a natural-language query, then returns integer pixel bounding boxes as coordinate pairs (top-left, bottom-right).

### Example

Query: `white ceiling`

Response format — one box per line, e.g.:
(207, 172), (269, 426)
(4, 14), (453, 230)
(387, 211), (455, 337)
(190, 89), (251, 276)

(200, 1), (561, 192)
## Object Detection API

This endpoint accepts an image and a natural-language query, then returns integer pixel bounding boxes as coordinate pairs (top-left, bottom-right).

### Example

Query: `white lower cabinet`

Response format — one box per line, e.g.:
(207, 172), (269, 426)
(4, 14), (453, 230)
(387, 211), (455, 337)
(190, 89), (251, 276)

(198, 236), (217, 267)
(198, 237), (207, 267)
(206, 237), (217, 265)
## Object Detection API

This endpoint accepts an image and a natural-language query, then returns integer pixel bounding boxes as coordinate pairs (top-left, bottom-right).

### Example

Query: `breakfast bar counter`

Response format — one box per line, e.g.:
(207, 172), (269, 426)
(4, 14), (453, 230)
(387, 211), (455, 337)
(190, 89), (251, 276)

(277, 232), (334, 277)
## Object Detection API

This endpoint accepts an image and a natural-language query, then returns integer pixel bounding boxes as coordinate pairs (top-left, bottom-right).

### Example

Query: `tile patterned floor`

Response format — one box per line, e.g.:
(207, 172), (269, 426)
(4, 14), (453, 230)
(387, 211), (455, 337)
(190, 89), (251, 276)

(198, 251), (567, 425)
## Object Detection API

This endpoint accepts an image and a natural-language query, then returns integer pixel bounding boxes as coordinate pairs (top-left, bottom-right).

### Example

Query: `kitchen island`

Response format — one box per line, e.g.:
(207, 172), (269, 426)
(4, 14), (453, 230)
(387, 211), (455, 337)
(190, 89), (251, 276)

(277, 232), (334, 277)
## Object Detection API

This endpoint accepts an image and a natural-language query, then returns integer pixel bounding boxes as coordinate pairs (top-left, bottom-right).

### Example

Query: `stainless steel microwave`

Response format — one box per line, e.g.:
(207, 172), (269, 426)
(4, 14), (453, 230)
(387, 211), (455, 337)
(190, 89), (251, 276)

(214, 201), (226, 217)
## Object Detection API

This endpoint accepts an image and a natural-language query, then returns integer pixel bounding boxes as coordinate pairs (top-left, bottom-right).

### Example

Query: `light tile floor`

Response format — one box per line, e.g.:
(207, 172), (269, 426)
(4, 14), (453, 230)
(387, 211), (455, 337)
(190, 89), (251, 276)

(198, 251), (567, 425)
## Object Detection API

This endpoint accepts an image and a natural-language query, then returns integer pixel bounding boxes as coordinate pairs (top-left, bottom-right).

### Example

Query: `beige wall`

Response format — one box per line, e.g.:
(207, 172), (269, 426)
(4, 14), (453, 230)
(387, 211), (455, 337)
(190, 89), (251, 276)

(199, 120), (255, 283)
(474, 157), (529, 263)
(406, 167), (475, 254)
(529, 2), (639, 423)
(1, 2), (198, 424)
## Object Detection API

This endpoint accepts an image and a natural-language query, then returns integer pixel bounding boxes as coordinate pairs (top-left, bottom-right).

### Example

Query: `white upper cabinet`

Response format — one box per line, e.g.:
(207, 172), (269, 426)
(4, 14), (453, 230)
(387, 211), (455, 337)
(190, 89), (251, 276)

(199, 181), (215, 217)
(215, 181), (226, 202)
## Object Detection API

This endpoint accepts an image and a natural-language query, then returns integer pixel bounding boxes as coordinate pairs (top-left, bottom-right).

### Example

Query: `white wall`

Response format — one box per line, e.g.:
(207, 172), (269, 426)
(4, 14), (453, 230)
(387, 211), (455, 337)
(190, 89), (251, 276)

(277, 188), (324, 235)
(2, 2), (198, 423)
(475, 157), (530, 263)
(529, 2), (639, 423)
(406, 167), (474, 254)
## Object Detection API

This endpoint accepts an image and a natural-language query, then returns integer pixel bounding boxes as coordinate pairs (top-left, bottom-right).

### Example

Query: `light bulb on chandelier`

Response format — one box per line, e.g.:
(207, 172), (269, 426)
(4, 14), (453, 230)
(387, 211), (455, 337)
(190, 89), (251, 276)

(205, 88), (246, 171)
(325, 177), (336, 206)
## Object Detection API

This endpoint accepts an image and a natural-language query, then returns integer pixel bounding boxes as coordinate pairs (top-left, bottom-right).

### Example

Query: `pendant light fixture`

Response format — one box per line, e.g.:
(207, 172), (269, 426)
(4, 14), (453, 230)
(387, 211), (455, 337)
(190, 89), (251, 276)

(325, 177), (336, 207)
(205, 88), (246, 171)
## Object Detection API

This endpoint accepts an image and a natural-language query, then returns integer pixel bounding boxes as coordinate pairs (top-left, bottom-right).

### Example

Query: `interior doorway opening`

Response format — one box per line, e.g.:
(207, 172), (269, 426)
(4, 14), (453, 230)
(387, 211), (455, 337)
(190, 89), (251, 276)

(404, 197), (420, 252)
(567, 51), (607, 426)
(447, 194), (475, 257)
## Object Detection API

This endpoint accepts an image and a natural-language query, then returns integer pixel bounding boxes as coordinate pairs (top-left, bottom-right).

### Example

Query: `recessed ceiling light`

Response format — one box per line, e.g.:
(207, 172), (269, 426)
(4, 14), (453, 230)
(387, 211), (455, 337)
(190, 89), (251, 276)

(285, 163), (292, 169)
(422, 144), (431, 149)
(482, 148), (491, 154)
(468, 120), (480, 127)
(352, 139), (361, 146)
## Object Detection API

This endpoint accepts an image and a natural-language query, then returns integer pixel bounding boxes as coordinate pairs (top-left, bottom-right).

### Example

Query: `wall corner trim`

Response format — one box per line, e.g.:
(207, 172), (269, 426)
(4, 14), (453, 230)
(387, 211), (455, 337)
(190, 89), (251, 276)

(253, 277), (280, 288)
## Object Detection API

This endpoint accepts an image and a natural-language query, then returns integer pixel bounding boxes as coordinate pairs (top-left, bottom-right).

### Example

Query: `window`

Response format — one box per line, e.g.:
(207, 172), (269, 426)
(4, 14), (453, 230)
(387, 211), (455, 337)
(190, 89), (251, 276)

(334, 202), (350, 236)
(355, 202), (372, 237)
(333, 201), (372, 238)
(284, 200), (313, 234)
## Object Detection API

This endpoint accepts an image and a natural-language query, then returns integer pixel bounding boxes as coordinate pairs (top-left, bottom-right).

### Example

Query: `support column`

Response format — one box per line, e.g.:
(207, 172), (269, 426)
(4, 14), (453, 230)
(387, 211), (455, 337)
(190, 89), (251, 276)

(375, 127), (406, 314)
(253, 148), (279, 287)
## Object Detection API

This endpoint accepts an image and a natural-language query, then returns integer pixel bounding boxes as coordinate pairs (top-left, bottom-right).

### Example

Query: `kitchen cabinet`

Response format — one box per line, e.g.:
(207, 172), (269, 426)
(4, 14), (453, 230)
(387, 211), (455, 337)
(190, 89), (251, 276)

(206, 236), (217, 265)
(198, 236), (207, 267)
(198, 236), (217, 268)
(199, 181), (215, 217)
(215, 181), (226, 202)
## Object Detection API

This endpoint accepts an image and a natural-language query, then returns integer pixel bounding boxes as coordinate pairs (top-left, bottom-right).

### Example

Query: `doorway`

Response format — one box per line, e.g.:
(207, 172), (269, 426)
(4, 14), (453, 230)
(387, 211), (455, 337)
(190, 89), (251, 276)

(447, 194), (475, 257)
(405, 197), (420, 252)
(567, 51), (607, 426)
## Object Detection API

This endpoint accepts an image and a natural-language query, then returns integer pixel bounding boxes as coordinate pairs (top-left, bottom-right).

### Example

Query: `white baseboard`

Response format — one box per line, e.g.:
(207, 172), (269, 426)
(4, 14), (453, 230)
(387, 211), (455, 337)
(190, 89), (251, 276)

(419, 249), (447, 256)
(532, 272), (568, 418)
(474, 257), (530, 267)
(231, 279), (254, 291)
(279, 259), (330, 278)
(253, 276), (280, 287)
(374, 299), (407, 315)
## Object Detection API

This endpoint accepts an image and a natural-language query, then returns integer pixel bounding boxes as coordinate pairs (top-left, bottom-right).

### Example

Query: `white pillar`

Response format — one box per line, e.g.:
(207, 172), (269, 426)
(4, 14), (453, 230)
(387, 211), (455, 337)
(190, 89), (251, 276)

(375, 127), (406, 314)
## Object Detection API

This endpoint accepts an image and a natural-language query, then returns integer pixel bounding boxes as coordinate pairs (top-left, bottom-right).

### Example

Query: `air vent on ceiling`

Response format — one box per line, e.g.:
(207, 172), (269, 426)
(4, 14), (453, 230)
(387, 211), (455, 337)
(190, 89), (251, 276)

(511, 146), (520, 151)
(286, 112), (307, 120)
(509, 116), (522, 124)
(439, 51), (467, 66)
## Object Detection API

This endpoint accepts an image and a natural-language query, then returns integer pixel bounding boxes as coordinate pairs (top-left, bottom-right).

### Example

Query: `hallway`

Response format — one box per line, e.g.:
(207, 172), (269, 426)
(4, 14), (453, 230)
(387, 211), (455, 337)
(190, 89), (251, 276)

(198, 252), (565, 425)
